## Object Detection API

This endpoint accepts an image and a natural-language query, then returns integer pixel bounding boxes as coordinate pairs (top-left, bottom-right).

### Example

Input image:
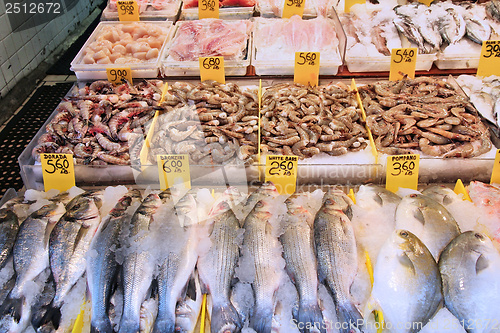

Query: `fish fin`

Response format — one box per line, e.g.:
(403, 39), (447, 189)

(476, 254), (489, 274)
(211, 301), (242, 333)
(296, 302), (326, 333)
(363, 297), (383, 332)
(344, 205), (353, 220)
(413, 208), (426, 225)
(90, 320), (114, 333)
(398, 252), (416, 275)
(336, 301), (363, 333)
(0, 296), (23, 322)
(151, 315), (175, 333)
(250, 304), (273, 333)
(186, 273), (198, 301)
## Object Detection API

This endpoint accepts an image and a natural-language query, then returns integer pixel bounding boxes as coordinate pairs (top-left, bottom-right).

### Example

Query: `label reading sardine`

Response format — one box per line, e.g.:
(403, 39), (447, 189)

(477, 41), (500, 77)
(344, 0), (365, 13)
(117, 0), (139, 21)
(106, 68), (132, 86)
(491, 149), (500, 185)
(198, 0), (219, 19)
(265, 155), (298, 195)
(390, 48), (417, 81)
(157, 154), (191, 191)
(41, 153), (75, 192)
(294, 52), (320, 87)
(199, 56), (225, 84)
(282, 0), (304, 18)
(386, 154), (419, 193)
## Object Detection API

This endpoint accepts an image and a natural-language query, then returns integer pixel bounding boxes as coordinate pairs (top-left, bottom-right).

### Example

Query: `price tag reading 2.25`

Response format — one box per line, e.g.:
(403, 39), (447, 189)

(199, 56), (225, 84)
(491, 149), (500, 185)
(282, 0), (305, 19)
(294, 52), (320, 87)
(106, 68), (133, 86)
(389, 48), (417, 81)
(41, 153), (75, 192)
(157, 155), (191, 191)
(477, 40), (500, 77)
(117, 0), (140, 21)
(265, 155), (298, 195)
(198, 0), (219, 19)
(386, 154), (419, 193)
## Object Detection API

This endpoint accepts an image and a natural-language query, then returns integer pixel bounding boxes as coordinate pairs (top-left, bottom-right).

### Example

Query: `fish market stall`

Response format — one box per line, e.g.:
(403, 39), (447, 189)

(101, 0), (182, 20)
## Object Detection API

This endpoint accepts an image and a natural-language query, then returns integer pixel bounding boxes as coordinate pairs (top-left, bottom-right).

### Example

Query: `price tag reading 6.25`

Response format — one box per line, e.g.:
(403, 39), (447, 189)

(265, 155), (298, 195)
(199, 56), (225, 84)
(157, 154), (191, 191)
(117, 0), (140, 21)
(198, 0), (219, 18)
(477, 40), (500, 77)
(41, 153), (75, 192)
(386, 154), (420, 193)
(294, 52), (320, 87)
(390, 47), (417, 81)
(106, 68), (133, 86)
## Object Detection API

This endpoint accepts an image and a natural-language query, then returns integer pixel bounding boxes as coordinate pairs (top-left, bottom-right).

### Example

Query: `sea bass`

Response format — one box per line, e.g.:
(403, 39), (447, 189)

(0, 209), (19, 270)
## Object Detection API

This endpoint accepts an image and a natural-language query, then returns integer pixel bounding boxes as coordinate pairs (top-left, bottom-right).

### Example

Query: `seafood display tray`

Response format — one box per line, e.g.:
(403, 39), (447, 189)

(345, 53), (437, 72)
(70, 21), (174, 80)
(435, 53), (481, 70)
(101, 1), (182, 21)
(180, 6), (255, 20)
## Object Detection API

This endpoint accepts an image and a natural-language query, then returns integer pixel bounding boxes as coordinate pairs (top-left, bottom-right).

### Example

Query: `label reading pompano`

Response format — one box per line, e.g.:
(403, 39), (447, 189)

(117, 0), (140, 21)
(294, 52), (320, 87)
(390, 48), (417, 81)
(157, 154), (191, 191)
(477, 40), (500, 77)
(265, 155), (298, 195)
(41, 153), (75, 192)
(198, 0), (219, 19)
(386, 154), (420, 193)
(199, 56), (225, 84)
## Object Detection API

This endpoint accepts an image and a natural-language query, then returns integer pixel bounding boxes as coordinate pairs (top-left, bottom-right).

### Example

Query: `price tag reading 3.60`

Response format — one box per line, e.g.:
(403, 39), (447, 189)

(198, 0), (219, 18)
(477, 40), (500, 77)
(294, 52), (320, 87)
(41, 153), (75, 192)
(117, 0), (139, 21)
(199, 56), (225, 84)
(157, 155), (191, 191)
(390, 47), (417, 81)
(106, 68), (133, 86)
(282, 0), (304, 18)
(265, 155), (298, 195)
(386, 154), (420, 193)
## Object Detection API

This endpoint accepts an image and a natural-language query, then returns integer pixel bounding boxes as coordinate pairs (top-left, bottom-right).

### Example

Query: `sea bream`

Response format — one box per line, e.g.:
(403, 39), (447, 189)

(438, 6), (466, 44)
(0, 209), (19, 270)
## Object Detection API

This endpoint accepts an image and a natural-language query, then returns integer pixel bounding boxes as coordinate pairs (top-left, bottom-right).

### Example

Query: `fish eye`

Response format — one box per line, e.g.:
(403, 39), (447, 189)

(475, 233), (485, 240)
(325, 199), (333, 205)
(399, 230), (409, 238)
(256, 202), (263, 208)
(410, 194), (418, 198)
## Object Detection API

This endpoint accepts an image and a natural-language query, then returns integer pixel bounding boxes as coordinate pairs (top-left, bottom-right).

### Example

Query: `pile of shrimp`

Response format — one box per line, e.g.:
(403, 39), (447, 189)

(149, 80), (259, 165)
(358, 76), (493, 158)
(260, 82), (368, 159)
(32, 80), (164, 165)
(108, 0), (179, 13)
(81, 22), (169, 65)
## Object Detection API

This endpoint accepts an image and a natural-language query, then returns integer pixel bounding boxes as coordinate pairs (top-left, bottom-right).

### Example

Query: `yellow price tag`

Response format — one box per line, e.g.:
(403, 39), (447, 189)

(157, 155), (191, 191)
(265, 155), (298, 195)
(386, 154), (419, 193)
(418, 0), (433, 5)
(199, 56), (225, 84)
(106, 68), (133, 86)
(198, 0), (219, 19)
(454, 179), (472, 202)
(477, 41), (500, 77)
(41, 153), (76, 192)
(294, 52), (320, 87)
(389, 48), (417, 81)
(117, 0), (140, 21)
(491, 149), (500, 185)
(282, 0), (305, 19)
(344, 0), (365, 13)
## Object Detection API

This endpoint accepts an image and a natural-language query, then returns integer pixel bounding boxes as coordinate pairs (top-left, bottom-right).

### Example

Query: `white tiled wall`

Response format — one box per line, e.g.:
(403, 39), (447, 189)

(0, 0), (100, 99)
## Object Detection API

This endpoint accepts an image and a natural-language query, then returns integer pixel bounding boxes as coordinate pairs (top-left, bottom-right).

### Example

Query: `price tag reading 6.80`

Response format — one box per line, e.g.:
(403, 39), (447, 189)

(202, 57), (221, 70)
(386, 154), (420, 193)
(157, 154), (191, 191)
(106, 68), (133, 86)
(199, 56), (225, 84)
(41, 153), (75, 192)
(265, 155), (298, 195)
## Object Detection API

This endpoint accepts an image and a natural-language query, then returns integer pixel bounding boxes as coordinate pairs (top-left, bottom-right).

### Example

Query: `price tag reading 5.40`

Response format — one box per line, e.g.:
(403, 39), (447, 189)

(477, 40), (500, 77)
(294, 52), (320, 87)
(117, 0), (140, 21)
(265, 155), (298, 195)
(41, 153), (75, 192)
(199, 56), (225, 84)
(157, 155), (191, 191)
(106, 68), (133, 86)
(389, 48), (417, 81)
(386, 154), (420, 193)
(282, 0), (305, 19)
(198, 0), (219, 19)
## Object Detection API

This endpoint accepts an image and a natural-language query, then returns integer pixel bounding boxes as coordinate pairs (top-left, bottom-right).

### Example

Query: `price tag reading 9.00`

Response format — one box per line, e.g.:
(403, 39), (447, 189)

(386, 154), (420, 193)
(106, 68), (133, 86)
(294, 52), (320, 87)
(198, 0), (219, 18)
(157, 155), (191, 191)
(117, 0), (139, 21)
(41, 153), (75, 192)
(491, 149), (500, 185)
(477, 40), (500, 77)
(265, 155), (298, 195)
(390, 47), (417, 81)
(282, 0), (304, 18)
(199, 56), (225, 84)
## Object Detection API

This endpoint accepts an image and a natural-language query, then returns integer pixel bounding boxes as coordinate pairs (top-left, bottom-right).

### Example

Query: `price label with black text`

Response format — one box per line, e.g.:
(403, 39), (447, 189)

(344, 0), (365, 13)
(106, 68), (133, 86)
(199, 56), (225, 84)
(386, 154), (419, 193)
(265, 155), (298, 195)
(477, 40), (500, 77)
(491, 149), (500, 185)
(294, 52), (320, 87)
(157, 155), (191, 191)
(390, 48), (417, 81)
(117, 0), (139, 21)
(41, 153), (75, 192)
(282, 0), (304, 19)
(198, 0), (219, 19)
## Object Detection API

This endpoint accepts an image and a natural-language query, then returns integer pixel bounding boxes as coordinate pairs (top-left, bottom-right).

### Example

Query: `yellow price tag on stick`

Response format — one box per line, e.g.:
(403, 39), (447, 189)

(294, 52), (320, 87)
(418, 0), (433, 6)
(157, 155), (191, 191)
(117, 0), (140, 21)
(386, 154), (419, 193)
(199, 56), (225, 84)
(198, 0), (219, 19)
(41, 153), (76, 192)
(106, 68), (133, 86)
(282, 0), (305, 19)
(491, 149), (500, 185)
(389, 48), (417, 81)
(265, 155), (298, 195)
(477, 41), (500, 77)
(344, 0), (365, 13)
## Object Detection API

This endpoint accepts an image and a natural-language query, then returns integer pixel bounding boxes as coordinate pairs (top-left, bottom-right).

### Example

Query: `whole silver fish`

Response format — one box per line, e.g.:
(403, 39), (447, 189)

(88, 190), (141, 333)
(198, 201), (242, 333)
(487, 0), (500, 22)
(439, 231), (500, 332)
(439, 7), (466, 44)
(120, 190), (172, 333)
(281, 195), (324, 333)
(393, 11), (429, 53)
(0, 209), (19, 270)
(153, 193), (199, 333)
(49, 192), (102, 307)
(31, 271), (56, 330)
(238, 182), (279, 222)
(366, 230), (442, 333)
(465, 14), (491, 44)
(314, 189), (362, 332)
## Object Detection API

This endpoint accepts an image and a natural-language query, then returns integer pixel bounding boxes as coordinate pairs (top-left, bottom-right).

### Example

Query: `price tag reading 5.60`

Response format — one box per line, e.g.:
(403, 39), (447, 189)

(294, 52), (320, 87)
(41, 153), (75, 192)
(157, 155), (191, 191)
(477, 40), (500, 77)
(117, 0), (139, 21)
(199, 56), (225, 84)
(106, 68), (133, 86)
(386, 154), (420, 193)
(265, 155), (298, 195)
(390, 47), (417, 81)
(198, 0), (219, 18)
(282, 0), (304, 18)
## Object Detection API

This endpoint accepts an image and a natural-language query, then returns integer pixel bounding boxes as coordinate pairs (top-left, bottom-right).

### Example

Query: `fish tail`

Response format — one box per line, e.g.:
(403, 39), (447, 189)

(0, 296), (23, 322)
(151, 315), (175, 333)
(211, 301), (242, 333)
(90, 318), (114, 333)
(336, 301), (364, 333)
(296, 302), (326, 333)
(250, 304), (273, 333)
(118, 318), (141, 333)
